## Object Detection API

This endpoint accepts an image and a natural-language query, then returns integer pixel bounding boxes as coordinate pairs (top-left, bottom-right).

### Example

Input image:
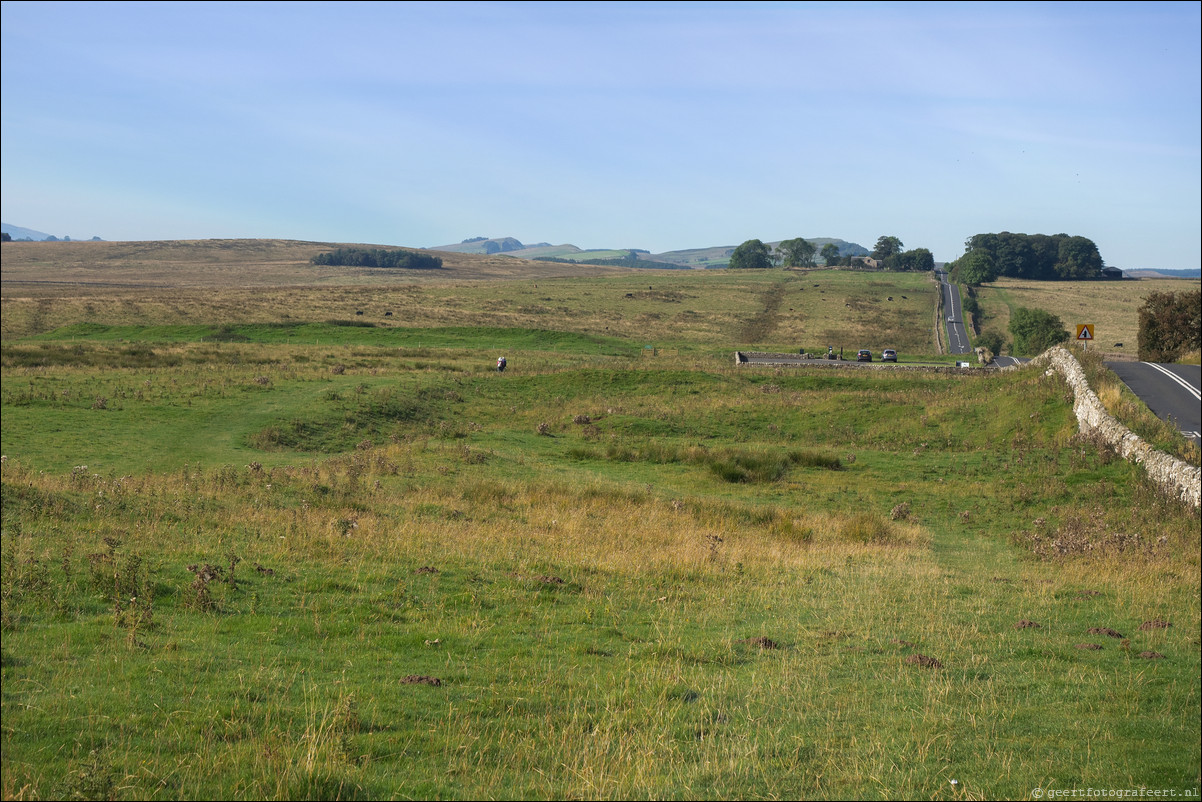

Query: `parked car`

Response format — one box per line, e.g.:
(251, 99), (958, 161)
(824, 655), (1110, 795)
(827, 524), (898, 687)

(882, 349), (897, 362)
(856, 349), (872, 362)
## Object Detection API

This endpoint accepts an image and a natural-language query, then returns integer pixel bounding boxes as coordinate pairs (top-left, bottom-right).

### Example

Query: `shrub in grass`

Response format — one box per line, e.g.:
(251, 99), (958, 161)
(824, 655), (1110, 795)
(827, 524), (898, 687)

(202, 325), (251, 342)
(569, 443), (840, 481)
(325, 318), (376, 328)
(708, 457), (754, 483)
(840, 512), (896, 544)
(705, 448), (840, 483)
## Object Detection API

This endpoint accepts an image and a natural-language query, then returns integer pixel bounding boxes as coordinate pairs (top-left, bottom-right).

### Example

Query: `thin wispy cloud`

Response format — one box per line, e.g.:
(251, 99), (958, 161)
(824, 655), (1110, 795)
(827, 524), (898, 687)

(2, 1), (1198, 269)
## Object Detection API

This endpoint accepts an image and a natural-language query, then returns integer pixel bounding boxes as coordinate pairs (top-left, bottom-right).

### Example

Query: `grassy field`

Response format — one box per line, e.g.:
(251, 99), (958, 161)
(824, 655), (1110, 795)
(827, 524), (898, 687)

(1, 241), (942, 357)
(2, 241), (1199, 800)
(973, 276), (1202, 361)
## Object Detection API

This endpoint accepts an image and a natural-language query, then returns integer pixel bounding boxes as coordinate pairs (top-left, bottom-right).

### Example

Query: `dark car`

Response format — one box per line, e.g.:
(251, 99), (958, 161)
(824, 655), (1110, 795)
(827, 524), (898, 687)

(882, 349), (897, 362)
(856, 349), (872, 362)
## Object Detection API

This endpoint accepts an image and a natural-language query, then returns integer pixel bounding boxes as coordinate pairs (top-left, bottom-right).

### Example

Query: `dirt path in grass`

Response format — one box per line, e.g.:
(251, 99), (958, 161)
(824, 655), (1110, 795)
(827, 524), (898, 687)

(739, 280), (787, 343)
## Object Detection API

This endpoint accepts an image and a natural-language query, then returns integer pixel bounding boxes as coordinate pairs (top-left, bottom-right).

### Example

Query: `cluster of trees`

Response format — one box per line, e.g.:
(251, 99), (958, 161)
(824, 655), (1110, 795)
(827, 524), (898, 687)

(1008, 307), (1070, 356)
(728, 239), (816, 270)
(776, 238), (817, 267)
(949, 232), (1104, 285)
(311, 248), (443, 270)
(727, 235), (932, 271)
(1138, 289), (1201, 362)
(870, 236), (935, 272)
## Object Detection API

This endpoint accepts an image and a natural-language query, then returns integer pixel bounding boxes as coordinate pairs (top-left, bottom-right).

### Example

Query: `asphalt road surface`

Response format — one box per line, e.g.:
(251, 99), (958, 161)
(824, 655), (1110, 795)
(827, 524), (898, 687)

(936, 270), (971, 354)
(1106, 361), (1201, 446)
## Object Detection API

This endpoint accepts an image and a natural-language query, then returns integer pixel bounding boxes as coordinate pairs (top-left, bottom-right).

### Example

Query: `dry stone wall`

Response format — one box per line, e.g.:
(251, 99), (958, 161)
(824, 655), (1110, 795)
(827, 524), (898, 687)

(1030, 346), (1201, 508)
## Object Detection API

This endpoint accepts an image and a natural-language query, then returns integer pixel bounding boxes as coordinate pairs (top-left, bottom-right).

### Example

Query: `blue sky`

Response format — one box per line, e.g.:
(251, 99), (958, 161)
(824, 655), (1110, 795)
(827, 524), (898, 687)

(2, 1), (1199, 268)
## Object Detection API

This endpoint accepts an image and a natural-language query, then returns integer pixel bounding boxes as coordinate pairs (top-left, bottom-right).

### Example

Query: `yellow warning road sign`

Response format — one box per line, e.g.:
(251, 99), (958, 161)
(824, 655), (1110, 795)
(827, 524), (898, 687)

(1076, 324), (1095, 341)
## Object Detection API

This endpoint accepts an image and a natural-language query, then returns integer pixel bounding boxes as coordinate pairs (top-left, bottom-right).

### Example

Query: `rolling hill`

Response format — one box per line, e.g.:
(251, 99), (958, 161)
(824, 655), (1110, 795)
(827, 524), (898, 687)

(1, 222), (102, 242)
(428, 236), (871, 268)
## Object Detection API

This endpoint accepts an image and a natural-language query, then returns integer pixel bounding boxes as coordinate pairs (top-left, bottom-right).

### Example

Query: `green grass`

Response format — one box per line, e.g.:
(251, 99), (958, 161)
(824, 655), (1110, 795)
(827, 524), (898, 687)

(2, 253), (1199, 799)
(21, 322), (637, 355)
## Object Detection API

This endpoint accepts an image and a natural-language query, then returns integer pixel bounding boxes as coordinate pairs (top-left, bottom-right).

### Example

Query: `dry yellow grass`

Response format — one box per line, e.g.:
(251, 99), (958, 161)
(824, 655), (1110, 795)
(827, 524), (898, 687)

(976, 276), (1201, 360)
(0, 240), (634, 341)
(0, 238), (636, 290)
(2, 240), (943, 353)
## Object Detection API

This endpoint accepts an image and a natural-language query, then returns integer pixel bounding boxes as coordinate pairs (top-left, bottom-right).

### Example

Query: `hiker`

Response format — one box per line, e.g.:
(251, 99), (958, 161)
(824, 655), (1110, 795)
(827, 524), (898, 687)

(496, 356), (507, 372)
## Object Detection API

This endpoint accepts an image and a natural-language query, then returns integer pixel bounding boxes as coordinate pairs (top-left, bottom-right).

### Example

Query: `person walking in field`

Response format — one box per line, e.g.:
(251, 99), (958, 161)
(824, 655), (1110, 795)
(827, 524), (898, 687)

(496, 356), (507, 372)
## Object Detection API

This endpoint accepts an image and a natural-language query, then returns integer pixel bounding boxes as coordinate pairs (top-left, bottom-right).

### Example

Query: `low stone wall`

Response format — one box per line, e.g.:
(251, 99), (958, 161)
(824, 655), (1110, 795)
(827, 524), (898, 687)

(1031, 346), (1201, 508)
(733, 352), (977, 373)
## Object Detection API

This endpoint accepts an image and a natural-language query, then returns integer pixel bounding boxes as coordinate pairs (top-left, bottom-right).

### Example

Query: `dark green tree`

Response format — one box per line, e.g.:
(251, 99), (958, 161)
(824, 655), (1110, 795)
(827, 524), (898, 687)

(1137, 289), (1202, 362)
(950, 250), (998, 285)
(994, 232), (1035, 278)
(891, 248), (935, 272)
(311, 247), (442, 269)
(977, 330), (1006, 356)
(1028, 234), (1060, 277)
(777, 237), (816, 268)
(872, 236), (904, 261)
(1054, 236), (1104, 280)
(820, 243), (840, 265)
(728, 239), (773, 270)
(1008, 307), (1069, 356)
(962, 232), (1103, 280)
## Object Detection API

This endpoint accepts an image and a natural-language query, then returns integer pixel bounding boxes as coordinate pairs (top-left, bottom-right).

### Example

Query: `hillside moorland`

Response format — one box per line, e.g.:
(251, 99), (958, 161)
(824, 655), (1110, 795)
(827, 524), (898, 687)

(1, 239), (1198, 800)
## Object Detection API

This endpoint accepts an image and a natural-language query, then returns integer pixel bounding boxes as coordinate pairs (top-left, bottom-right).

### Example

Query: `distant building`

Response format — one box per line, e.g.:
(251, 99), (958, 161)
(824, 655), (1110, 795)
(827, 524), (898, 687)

(1099, 266), (1124, 280)
(851, 257), (882, 269)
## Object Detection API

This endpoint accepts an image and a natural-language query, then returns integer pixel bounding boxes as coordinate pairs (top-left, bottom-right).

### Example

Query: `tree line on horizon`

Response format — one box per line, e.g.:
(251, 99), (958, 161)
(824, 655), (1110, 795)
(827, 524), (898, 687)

(727, 235), (934, 272)
(725, 231), (1105, 282)
(311, 247), (443, 270)
(949, 232), (1104, 285)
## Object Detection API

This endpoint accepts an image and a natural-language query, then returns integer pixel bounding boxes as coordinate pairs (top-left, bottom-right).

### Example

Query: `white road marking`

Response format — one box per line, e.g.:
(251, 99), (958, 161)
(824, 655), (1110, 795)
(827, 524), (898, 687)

(1143, 362), (1201, 401)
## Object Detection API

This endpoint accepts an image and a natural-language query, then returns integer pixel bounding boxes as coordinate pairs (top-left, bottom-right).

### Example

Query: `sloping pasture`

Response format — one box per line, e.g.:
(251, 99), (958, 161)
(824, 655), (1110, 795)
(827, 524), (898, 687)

(1, 242), (1198, 799)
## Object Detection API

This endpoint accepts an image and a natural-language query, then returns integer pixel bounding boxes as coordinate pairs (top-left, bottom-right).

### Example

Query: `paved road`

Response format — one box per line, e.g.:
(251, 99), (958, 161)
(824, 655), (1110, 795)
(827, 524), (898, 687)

(1106, 362), (1201, 446)
(935, 269), (971, 354)
(993, 356), (1200, 447)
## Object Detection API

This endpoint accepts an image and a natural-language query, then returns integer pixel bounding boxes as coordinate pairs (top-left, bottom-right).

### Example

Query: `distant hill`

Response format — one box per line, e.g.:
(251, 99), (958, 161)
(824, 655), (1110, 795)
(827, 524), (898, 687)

(1125, 268), (1201, 279)
(429, 236), (871, 269)
(430, 237), (551, 255)
(2, 223), (101, 242)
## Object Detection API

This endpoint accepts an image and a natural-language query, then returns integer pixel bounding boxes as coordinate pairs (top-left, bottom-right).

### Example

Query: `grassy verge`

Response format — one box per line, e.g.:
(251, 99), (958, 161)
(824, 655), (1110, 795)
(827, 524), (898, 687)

(3, 331), (1199, 799)
(969, 280), (1199, 465)
(1073, 347), (1201, 465)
